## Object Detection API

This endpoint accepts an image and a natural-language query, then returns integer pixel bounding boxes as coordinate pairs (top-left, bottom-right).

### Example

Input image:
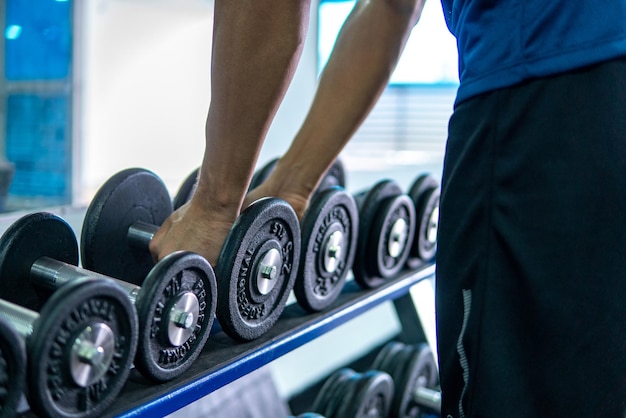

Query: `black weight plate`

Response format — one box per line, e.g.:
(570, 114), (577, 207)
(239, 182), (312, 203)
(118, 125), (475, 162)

(378, 343), (412, 418)
(372, 341), (405, 372)
(412, 187), (440, 263)
(353, 179), (404, 289)
(388, 343), (437, 418)
(368, 194), (416, 280)
(134, 251), (217, 382)
(391, 345), (417, 417)
(0, 316), (26, 418)
(295, 188), (358, 312)
(216, 197), (300, 341)
(407, 174), (439, 206)
(311, 368), (353, 417)
(323, 368), (358, 418)
(248, 158), (279, 191)
(81, 168), (173, 286)
(0, 212), (79, 311)
(406, 174), (439, 268)
(28, 276), (138, 418)
(332, 372), (363, 418)
(317, 158), (346, 192)
(338, 370), (394, 418)
(355, 184), (416, 288)
(399, 344), (439, 418)
(372, 342), (412, 418)
(311, 158), (347, 204)
(172, 167), (200, 210)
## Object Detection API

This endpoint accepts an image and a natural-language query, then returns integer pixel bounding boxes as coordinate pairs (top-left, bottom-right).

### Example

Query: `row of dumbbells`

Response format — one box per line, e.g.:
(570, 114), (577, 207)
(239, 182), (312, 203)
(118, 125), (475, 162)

(0, 158), (440, 418)
(176, 157), (440, 307)
(291, 341), (441, 418)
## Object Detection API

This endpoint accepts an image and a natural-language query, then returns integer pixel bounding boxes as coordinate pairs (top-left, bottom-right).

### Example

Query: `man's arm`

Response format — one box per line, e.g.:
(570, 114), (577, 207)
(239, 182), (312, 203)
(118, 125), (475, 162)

(245, 0), (425, 218)
(150, 0), (312, 265)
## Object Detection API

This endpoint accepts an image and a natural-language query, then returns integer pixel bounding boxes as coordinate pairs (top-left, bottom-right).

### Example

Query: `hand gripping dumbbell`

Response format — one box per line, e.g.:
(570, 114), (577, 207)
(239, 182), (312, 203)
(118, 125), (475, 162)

(82, 168), (300, 342)
(0, 211), (215, 383)
(0, 316), (26, 418)
(310, 368), (395, 418)
(405, 174), (440, 269)
(175, 159), (356, 313)
(352, 179), (417, 289)
(247, 157), (358, 312)
(0, 226), (138, 418)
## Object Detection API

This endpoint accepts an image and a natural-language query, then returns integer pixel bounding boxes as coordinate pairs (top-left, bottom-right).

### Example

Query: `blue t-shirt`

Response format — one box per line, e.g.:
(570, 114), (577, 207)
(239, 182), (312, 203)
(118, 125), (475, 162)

(442, 0), (626, 103)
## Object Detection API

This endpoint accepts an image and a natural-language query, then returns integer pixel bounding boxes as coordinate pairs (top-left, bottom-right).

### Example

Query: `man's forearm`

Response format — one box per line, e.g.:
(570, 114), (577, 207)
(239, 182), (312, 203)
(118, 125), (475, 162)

(196, 0), (312, 213)
(277, 0), (425, 194)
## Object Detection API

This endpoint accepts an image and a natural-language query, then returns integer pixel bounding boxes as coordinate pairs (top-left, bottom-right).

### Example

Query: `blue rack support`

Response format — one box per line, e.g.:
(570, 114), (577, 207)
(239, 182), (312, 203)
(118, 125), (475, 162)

(103, 263), (436, 418)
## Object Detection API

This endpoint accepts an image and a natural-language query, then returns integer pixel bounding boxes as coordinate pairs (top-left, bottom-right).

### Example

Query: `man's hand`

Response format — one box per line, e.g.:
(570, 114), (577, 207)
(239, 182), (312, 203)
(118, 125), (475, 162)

(149, 198), (237, 267)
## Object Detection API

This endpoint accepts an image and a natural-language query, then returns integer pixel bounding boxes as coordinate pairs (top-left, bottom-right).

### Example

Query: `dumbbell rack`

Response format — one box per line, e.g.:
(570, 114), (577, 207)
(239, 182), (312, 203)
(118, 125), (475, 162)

(13, 262), (433, 417)
(85, 262), (434, 417)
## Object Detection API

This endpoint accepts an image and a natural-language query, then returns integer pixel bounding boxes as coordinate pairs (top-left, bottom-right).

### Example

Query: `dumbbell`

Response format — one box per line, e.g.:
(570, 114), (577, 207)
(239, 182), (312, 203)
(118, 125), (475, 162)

(405, 174), (440, 269)
(311, 342), (439, 418)
(371, 342), (440, 417)
(0, 230), (138, 418)
(82, 168), (300, 342)
(295, 187), (358, 312)
(0, 211), (216, 383)
(176, 160), (357, 313)
(0, 316), (26, 418)
(352, 179), (417, 289)
(311, 368), (395, 418)
(246, 157), (358, 312)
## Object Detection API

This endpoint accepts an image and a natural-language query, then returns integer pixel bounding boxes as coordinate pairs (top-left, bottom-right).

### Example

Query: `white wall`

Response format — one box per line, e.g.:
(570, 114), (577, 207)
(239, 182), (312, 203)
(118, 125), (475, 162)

(78, 0), (318, 204)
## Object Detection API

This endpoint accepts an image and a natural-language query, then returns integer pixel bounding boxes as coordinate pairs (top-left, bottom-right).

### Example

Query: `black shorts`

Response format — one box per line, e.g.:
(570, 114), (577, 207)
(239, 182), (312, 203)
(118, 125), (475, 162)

(436, 57), (626, 418)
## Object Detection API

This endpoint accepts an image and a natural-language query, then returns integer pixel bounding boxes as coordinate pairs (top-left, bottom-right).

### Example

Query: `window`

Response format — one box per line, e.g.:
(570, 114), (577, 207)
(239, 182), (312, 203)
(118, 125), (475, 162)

(1, 0), (73, 212)
(317, 0), (459, 86)
(317, 0), (458, 176)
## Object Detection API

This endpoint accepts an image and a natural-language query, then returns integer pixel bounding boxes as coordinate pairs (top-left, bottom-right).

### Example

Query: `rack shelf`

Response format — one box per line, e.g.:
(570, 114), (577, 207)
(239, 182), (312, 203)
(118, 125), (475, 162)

(97, 263), (436, 417)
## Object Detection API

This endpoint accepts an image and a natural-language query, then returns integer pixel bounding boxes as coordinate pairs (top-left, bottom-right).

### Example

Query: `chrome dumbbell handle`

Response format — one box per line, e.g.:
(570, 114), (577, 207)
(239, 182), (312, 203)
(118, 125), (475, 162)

(126, 221), (158, 249)
(414, 386), (442, 413)
(0, 299), (37, 337)
(30, 256), (141, 304)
